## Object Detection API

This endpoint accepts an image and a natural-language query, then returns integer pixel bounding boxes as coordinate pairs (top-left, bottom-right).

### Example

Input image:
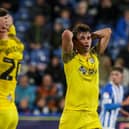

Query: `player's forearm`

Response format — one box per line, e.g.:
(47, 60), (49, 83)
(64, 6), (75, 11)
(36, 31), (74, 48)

(119, 109), (129, 117)
(121, 97), (129, 106)
(104, 103), (121, 110)
(62, 30), (73, 53)
(92, 28), (112, 54)
(92, 28), (112, 38)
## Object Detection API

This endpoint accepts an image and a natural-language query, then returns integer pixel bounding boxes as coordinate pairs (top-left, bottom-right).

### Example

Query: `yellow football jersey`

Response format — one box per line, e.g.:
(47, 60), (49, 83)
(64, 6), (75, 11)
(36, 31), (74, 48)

(63, 50), (99, 111)
(0, 35), (24, 108)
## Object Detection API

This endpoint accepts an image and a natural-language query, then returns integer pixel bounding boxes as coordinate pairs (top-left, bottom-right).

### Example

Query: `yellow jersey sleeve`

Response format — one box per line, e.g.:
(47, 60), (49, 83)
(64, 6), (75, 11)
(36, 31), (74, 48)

(8, 24), (16, 36)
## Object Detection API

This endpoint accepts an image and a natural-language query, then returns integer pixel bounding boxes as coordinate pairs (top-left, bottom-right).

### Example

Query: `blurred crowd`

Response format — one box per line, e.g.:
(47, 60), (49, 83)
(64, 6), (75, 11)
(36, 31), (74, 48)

(0, 0), (129, 115)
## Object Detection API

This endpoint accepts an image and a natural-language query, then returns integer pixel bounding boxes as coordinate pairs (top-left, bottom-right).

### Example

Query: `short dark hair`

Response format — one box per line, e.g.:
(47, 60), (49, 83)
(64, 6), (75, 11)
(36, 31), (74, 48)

(0, 8), (8, 17)
(111, 67), (123, 73)
(72, 24), (91, 40)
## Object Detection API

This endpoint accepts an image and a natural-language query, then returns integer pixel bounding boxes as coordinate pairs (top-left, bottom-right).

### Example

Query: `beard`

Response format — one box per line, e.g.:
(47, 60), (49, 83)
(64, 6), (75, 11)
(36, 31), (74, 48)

(76, 45), (90, 54)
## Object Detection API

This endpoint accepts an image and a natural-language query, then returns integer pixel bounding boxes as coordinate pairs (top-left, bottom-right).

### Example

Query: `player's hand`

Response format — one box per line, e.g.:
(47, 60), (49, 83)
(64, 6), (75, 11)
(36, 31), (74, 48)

(91, 32), (101, 40)
(122, 97), (129, 106)
(120, 109), (129, 117)
(0, 14), (13, 32)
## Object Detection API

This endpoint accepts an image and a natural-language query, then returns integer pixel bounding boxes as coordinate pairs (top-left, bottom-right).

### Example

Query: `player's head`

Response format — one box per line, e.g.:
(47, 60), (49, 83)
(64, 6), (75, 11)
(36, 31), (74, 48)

(0, 8), (12, 33)
(110, 67), (123, 86)
(0, 8), (8, 16)
(72, 24), (92, 54)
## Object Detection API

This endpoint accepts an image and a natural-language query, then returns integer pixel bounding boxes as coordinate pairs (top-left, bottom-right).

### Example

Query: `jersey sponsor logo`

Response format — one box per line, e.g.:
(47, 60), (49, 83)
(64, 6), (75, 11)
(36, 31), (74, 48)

(0, 46), (22, 55)
(79, 66), (87, 74)
(79, 66), (97, 75)
(5, 46), (23, 55)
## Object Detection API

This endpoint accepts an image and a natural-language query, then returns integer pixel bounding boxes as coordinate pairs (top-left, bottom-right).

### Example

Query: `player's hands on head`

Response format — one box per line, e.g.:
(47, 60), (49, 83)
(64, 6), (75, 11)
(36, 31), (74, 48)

(0, 14), (13, 32)
(91, 32), (101, 40)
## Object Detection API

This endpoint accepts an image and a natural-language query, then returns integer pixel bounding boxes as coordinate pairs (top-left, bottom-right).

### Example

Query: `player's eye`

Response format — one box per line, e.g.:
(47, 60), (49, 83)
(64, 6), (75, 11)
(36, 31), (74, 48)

(87, 36), (91, 40)
(79, 36), (85, 40)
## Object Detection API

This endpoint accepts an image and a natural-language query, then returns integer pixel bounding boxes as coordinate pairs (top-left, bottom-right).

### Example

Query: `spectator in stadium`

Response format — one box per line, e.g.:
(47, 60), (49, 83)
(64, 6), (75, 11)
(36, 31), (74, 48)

(0, 0), (19, 14)
(52, 0), (73, 19)
(118, 41), (129, 69)
(33, 95), (49, 115)
(29, 43), (50, 75)
(37, 74), (59, 100)
(118, 0), (129, 11)
(35, 74), (61, 114)
(50, 18), (64, 49)
(114, 8), (129, 47)
(59, 8), (71, 29)
(99, 55), (112, 87)
(47, 97), (58, 114)
(25, 14), (51, 49)
(16, 74), (36, 114)
(100, 67), (129, 129)
(45, 55), (65, 84)
(31, 0), (51, 18)
(72, 0), (95, 28)
(95, 0), (119, 29)
(26, 62), (41, 85)
(59, 23), (112, 129)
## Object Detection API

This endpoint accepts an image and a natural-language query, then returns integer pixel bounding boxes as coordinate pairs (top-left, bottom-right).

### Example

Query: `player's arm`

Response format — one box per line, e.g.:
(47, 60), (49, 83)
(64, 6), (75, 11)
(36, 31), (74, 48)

(101, 87), (121, 111)
(92, 28), (112, 54)
(105, 96), (129, 110)
(62, 30), (75, 63)
(104, 103), (121, 110)
(121, 96), (129, 106)
(62, 29), (73, 53)
(119, 109), (129, 117)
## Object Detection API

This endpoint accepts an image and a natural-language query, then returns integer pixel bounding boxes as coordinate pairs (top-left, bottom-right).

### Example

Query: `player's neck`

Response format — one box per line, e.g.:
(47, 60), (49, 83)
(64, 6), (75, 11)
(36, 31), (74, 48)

(112, 81), (121, 87)
(0, 32), (8, 39)
(79, 52), (89, 57)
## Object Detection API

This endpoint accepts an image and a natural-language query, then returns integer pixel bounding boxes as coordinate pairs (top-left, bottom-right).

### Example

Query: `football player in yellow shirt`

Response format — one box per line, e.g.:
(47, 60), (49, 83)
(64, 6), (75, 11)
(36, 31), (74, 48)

(59, 24), (112, 129)
(0, 8), (24, 129)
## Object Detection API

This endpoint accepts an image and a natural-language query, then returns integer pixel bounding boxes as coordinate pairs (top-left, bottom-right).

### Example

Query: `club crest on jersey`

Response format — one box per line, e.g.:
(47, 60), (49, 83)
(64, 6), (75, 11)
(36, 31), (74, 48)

(79, 66), (87, 75)
(88, 57), (95, 64)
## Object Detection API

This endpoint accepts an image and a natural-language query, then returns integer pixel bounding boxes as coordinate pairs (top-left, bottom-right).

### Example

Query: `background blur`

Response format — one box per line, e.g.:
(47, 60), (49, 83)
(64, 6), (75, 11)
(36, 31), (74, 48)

(0, 0), (129, 129)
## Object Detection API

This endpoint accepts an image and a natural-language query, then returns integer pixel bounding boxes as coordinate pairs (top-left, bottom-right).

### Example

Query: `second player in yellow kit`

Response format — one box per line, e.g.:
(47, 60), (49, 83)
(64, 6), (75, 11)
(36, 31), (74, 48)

(59, 24), (112, 129)
(0, 8), (24, 129)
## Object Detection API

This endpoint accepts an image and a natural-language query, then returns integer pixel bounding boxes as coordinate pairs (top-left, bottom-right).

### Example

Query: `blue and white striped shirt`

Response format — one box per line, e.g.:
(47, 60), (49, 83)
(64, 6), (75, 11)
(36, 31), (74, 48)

(100, 82), (124, 129)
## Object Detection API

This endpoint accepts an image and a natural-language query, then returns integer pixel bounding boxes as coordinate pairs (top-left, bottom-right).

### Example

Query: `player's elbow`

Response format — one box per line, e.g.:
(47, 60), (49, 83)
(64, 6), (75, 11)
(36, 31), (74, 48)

(107, 28), (112, 34)
(62, 30), (73, 40)
(105, 28), (112, 37)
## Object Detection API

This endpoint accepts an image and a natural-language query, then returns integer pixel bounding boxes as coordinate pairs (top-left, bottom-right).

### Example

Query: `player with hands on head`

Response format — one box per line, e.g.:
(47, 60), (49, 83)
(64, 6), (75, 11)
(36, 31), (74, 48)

(58, 23), (112, 129)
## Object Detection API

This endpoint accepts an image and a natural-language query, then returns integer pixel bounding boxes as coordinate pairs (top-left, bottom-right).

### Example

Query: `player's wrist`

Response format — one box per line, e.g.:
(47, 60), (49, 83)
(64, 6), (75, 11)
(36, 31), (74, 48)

(91, 32), (101, 39)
